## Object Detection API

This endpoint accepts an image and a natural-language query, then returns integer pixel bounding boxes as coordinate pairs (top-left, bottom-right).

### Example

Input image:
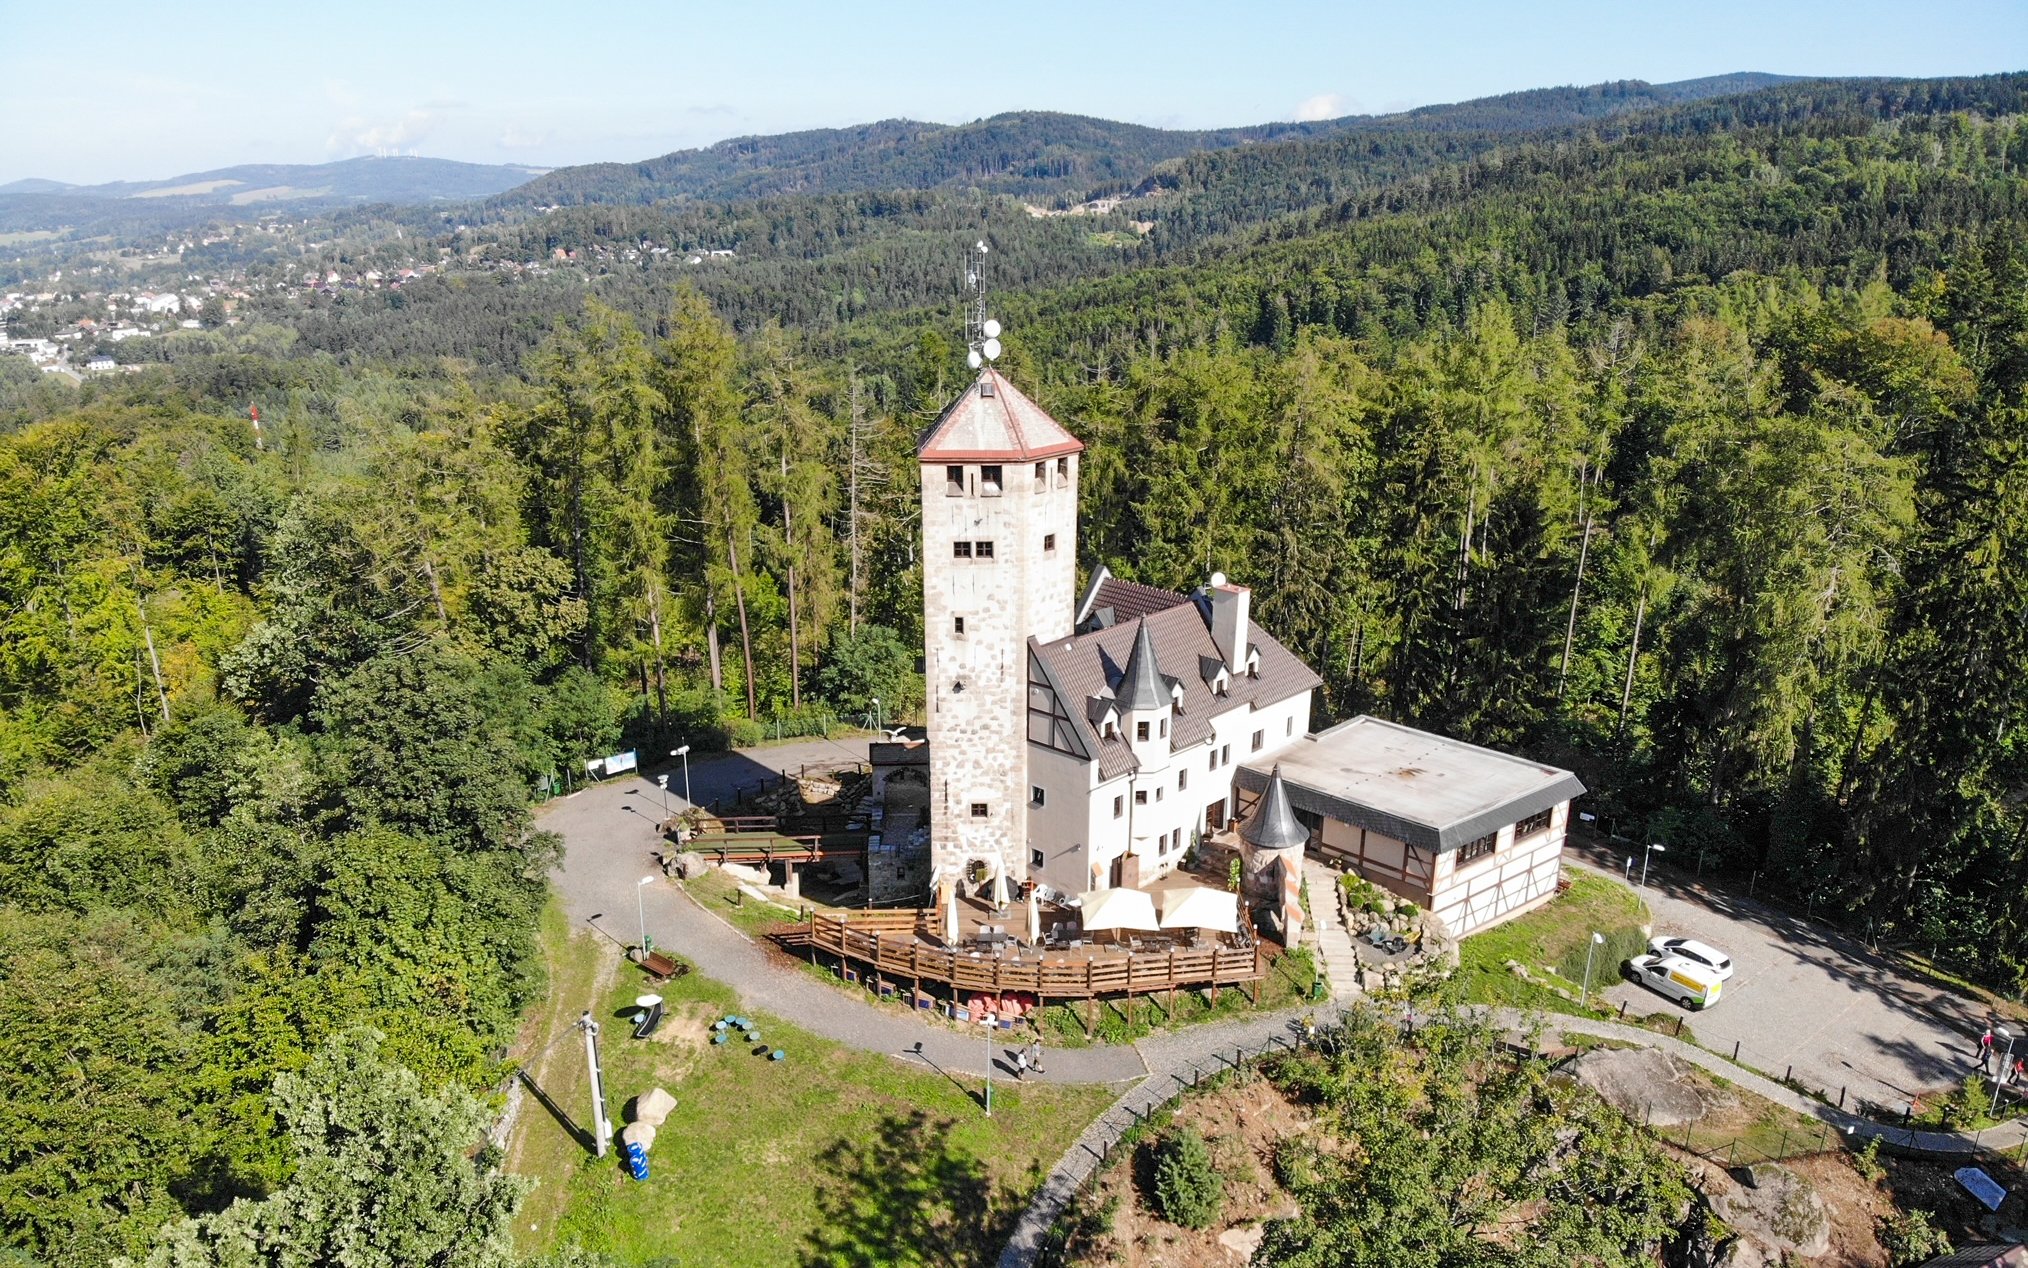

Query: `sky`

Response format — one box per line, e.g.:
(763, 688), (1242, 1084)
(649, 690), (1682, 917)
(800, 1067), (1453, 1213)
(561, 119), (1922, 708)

(2, 0), (2024, 185)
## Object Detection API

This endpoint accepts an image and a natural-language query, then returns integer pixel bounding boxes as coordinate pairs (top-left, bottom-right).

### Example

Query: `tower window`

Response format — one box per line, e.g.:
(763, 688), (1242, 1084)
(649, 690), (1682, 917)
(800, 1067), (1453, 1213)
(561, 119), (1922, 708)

(1221, 744), (1231, 765)
(1134, 790), (1148, 805)
(1031, 786), (1045, 806)
(1043, 533), (1056, 553)
(1208, 752), (1217, 772)
(954, 616), (965, 635)
(1056, 455), (1069, 485)
(946, 465), (965, 496)
(1159, 718), (1168, 738)
(1030, 848), (1045, 868)
(1136, 721), (1149, 742)
(970, 802), (989, 819)
(952, 541), (972, 558)
(1034, 461), (1048, 491)
(1286, 718), (1294, 736)
(1155, 786), (1164, 802)
(980, 465), (1002, 496)
(975, 540), (995, 559)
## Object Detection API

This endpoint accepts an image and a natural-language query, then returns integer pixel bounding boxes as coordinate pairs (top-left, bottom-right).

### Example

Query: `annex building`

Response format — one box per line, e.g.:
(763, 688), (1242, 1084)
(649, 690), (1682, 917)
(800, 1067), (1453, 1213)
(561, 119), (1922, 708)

(916, 366), (1582, 940)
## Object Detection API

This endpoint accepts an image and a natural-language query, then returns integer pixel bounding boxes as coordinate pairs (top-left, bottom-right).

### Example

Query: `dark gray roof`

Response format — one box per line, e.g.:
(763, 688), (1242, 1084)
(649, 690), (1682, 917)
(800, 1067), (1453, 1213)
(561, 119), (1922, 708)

(1239, 767), (1309, 850)
(1029, 576), (1323, 782)
(1075, 567), (1193, 630)
(1115, 621), (1168, 711)
(1235, 715), (1585, 852)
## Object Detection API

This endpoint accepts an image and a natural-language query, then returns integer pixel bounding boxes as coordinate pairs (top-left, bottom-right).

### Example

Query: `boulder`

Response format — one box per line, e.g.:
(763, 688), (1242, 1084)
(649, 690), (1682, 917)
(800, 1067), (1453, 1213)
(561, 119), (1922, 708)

(634, 1086), (677, 1126)
(1218, 1224), (1265, 1263)
(619, 1121), (657, 1152)
(1711, 1164), (1829, 1259)
(1567, 1046), (1727, 1128)
(672, 851), (709, 879)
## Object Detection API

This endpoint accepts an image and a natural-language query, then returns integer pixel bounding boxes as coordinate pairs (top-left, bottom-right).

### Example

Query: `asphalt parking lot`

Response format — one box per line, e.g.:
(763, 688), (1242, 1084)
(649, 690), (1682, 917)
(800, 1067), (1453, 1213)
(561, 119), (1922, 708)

(1578, 844), (1993, 1113)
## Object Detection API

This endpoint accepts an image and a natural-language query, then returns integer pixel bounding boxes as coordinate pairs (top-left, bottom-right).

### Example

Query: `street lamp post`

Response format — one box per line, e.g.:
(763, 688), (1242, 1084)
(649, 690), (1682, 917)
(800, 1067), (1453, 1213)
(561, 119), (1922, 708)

(636, 875), (655, 954)
(1992, 1027), (2016, 1116)
(655, 773), (669, 820)
(983, 1016), (995, 1117)
(1641, 842), (1666, 889)
(670, 745), (692, 806)
(871, 696), (883, 731)
(1581, 931), (1606, 1009)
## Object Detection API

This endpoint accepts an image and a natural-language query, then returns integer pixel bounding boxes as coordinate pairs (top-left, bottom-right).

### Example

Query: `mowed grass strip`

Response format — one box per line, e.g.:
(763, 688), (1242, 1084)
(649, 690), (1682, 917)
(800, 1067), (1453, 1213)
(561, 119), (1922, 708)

(1455, 870), (1649, 1014)
(507, 901), (1117, 1266)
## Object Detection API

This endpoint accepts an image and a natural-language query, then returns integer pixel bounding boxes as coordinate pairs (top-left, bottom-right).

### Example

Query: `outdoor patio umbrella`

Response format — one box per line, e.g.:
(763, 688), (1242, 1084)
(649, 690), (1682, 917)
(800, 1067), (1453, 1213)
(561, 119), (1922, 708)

(942, 879), (959, 945)
(1155, 885), (1240, 934)
(1026, 887), (1041, 944)
(1076, 886), (1160, 933)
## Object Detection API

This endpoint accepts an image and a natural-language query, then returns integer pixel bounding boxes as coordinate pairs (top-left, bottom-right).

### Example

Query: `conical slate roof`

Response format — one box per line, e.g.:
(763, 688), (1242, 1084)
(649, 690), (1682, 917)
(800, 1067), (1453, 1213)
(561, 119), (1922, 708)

(1115, 620), (1168, 712)
(917, 368), (1084, 462)
(1241, 767), (1309, 850)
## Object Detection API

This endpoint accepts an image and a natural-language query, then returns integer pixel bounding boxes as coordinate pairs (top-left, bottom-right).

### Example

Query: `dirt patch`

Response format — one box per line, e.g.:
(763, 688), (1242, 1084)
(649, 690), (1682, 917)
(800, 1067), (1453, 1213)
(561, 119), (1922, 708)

(1081, 1073), (1310, 1265)
(1568, 1045), (1734, 1127)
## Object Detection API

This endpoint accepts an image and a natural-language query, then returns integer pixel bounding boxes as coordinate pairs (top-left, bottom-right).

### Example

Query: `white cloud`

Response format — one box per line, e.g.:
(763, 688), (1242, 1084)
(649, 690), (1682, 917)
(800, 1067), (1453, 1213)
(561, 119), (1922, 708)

(1292, 92), (1353, 122)
(498, 124), (547, 150)
(327, 107), (444, 155)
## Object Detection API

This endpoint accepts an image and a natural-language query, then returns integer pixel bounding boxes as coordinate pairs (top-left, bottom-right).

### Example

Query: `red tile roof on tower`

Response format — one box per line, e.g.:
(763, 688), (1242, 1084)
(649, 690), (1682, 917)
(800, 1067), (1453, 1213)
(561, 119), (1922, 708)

(918, 368), (1084, 462)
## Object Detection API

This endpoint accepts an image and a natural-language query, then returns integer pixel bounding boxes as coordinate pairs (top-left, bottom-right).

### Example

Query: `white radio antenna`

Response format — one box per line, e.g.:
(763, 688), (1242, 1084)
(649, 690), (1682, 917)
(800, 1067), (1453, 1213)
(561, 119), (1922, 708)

(964, 238), (1002, 372)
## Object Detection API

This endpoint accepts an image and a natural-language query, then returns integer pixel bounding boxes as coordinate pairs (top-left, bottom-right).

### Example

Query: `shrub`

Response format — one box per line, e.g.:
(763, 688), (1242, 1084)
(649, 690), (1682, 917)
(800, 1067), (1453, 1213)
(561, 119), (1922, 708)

(1878, 1208), (1951, 1265)
(1145, 1127), (1224, 1229)
(1851, 1135), (1885, 1182)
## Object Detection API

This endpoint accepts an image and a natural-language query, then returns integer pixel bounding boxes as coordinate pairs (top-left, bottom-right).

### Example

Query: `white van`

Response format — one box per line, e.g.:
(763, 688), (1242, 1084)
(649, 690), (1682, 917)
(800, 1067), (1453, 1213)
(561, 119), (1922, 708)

(1627, 952), (1725, 1010)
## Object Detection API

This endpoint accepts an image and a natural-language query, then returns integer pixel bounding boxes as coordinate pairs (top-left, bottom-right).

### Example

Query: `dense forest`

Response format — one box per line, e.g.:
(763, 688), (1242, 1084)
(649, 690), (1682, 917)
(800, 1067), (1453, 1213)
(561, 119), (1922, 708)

(2, 70), (2026, 1265)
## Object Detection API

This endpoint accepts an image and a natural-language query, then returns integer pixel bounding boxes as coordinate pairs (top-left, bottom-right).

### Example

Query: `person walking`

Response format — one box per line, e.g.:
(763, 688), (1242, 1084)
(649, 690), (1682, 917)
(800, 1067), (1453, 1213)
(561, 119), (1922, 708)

(1013, 1046), (1029, 1080)
(1026, 1037), (1044, 1076)
(1979, 1024), (1996, 1072)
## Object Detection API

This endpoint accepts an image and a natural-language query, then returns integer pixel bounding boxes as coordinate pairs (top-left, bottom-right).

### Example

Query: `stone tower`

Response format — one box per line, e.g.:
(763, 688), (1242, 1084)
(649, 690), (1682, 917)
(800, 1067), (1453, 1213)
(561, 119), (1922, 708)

(918, 367), (1082, 901)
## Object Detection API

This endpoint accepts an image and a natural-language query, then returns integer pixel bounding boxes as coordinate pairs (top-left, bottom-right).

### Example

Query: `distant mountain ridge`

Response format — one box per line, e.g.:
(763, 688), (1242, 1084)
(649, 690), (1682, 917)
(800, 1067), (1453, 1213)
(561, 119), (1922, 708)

(0, 155), (545, 208)
(493, 73), (1807, 210)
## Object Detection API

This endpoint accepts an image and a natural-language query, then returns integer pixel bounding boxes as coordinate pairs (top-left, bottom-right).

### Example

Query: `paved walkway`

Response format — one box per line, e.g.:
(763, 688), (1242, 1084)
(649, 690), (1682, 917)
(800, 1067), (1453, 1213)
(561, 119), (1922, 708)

(542, 739), (1144, 1085)
(537, 740), (2022, 1268)
(1303, 859), (1364, 1000)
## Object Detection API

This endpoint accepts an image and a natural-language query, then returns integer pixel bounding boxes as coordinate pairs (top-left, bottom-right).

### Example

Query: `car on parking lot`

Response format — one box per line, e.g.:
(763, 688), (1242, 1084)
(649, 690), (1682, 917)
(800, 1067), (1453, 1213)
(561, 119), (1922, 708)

(1648, 935), (1733, 980)
(1626, 952), (1725, 1009)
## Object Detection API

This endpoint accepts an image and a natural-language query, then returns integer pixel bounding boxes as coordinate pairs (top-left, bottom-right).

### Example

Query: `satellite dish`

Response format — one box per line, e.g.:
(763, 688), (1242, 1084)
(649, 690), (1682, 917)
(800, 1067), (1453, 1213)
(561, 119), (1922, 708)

(967, 348), (984, 370)
(982, 337), (1002, 361)
(982, 318), (1001, 339)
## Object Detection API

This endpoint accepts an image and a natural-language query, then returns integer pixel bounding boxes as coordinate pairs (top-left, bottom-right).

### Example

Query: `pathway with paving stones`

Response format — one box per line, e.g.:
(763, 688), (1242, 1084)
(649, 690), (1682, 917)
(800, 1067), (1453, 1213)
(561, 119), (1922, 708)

(1303, 858), (1365, 1000)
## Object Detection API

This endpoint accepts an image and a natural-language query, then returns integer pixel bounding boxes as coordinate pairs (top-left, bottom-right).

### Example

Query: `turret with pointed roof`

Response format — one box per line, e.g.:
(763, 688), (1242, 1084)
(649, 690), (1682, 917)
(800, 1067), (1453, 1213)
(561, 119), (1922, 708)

(1115, 620), (1168, 712)
(1240, 766), (1309, 851)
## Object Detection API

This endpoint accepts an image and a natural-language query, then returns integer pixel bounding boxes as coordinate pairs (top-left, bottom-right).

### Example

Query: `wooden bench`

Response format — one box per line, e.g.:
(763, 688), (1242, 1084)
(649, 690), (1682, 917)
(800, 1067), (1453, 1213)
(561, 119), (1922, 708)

(634, 950), (686, 981)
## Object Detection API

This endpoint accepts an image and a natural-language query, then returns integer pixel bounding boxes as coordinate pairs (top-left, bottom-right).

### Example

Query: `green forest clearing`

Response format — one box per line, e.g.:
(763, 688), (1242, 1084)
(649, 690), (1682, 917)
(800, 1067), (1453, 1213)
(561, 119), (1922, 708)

(506, 902), (1115, 1265)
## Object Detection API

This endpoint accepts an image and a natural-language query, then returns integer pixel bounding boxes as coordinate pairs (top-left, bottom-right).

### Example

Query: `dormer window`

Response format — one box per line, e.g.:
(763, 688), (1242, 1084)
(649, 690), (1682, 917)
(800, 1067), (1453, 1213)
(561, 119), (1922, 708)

(1246, 646), (1262, 679)
(946, 465), (965, 497)
(980, 465), (1002, 496)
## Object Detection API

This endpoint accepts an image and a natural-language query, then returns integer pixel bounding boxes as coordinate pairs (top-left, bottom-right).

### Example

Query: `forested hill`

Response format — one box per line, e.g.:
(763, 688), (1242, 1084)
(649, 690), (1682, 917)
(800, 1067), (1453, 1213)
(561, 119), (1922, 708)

(489, 73), (1800, 211)
(0, 156), (547, 235)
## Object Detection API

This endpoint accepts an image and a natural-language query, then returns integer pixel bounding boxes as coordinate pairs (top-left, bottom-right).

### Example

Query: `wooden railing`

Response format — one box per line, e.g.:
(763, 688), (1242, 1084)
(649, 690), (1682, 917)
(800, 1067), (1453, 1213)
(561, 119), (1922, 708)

(787, 910), (1265, 1004)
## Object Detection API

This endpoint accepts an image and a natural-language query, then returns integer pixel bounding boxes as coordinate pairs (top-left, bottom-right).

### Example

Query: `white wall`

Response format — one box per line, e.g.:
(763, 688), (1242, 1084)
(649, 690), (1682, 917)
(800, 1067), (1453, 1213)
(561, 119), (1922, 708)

(1427, 801), (1570, 936)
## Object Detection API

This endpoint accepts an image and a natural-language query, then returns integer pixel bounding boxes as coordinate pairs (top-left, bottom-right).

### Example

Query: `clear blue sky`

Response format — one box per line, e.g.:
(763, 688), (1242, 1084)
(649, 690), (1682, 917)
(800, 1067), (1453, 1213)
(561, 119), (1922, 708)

(3, 0), (2023, 184)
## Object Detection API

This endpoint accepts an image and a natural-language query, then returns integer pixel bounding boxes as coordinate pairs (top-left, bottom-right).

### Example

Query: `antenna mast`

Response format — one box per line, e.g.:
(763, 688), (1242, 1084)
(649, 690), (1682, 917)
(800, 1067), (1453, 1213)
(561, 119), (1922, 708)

(964, 238), (1004, 375)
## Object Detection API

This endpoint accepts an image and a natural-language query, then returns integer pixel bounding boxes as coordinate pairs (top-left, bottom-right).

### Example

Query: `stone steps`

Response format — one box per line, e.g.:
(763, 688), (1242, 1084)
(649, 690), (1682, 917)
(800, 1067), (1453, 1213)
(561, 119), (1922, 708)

(1303, 859), (1365, 1000)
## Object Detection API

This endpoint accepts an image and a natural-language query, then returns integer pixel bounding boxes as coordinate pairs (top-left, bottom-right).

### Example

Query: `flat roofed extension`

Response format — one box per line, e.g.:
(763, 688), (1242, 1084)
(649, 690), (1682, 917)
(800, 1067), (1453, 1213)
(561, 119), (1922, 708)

(1236, 715), (1583, 852)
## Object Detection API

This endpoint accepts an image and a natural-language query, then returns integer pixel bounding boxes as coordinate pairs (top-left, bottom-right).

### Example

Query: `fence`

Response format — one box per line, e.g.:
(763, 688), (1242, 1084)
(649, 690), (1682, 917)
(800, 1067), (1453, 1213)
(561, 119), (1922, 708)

(1025, 1023), (1312, 1267)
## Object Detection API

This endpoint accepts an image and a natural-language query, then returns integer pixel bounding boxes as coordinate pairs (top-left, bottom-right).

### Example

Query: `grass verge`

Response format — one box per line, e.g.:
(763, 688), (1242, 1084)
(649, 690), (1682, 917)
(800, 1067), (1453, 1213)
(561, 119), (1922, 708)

(1455, 870), (1649, 1017)
(506, 898), (1114, 1266)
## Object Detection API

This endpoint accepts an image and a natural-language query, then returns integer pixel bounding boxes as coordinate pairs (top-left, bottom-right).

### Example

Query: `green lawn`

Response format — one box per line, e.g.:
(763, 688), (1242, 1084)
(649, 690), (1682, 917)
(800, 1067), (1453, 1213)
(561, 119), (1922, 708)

(1455, 871), (1650, 1017)
(506, 901), (1115, 1266)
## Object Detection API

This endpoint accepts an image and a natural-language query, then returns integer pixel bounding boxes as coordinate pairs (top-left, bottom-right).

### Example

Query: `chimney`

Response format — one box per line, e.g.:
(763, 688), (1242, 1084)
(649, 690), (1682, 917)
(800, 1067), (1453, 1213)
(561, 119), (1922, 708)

(1209, 573), (1249, 674)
